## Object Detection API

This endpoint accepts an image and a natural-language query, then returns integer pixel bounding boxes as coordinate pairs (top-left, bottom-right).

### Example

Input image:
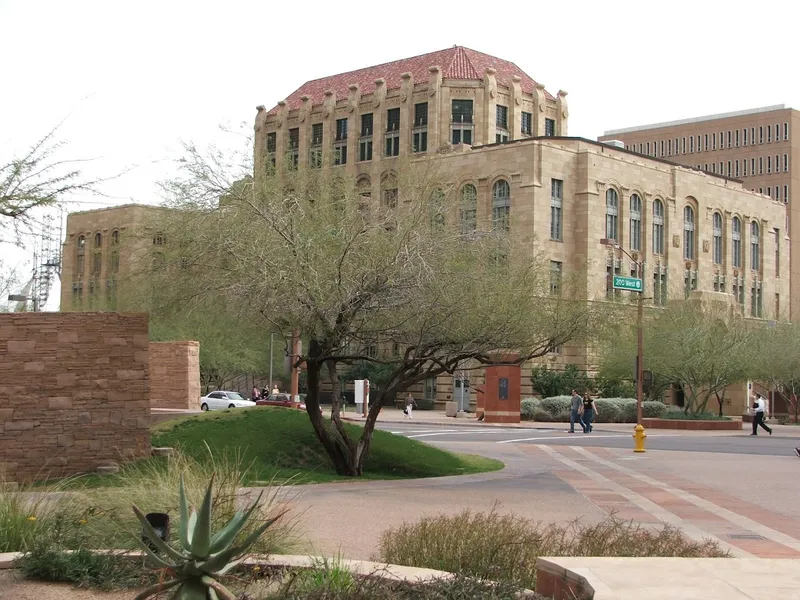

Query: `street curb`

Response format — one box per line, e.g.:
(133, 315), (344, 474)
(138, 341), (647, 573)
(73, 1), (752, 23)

(341, 415), (587, 431)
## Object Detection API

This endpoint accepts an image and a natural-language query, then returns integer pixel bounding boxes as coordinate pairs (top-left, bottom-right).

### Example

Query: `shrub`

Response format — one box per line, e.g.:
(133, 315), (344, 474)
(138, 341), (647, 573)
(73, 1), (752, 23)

(524, 397), (667, 423)
(378, 509), (729, 590)
(662, 410), (731, 421)
(530, 364), (591, 399)
(414, 398), (436, 410)
(17, 546), (151, 590)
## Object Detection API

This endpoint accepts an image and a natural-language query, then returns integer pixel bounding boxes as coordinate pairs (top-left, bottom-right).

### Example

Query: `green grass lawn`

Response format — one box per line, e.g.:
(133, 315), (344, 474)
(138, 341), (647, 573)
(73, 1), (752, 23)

(144, 407), (502, 485)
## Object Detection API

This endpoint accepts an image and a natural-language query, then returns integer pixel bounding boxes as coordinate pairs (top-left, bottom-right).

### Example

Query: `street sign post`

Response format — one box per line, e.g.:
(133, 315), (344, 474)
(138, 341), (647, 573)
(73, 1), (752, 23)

(612, 275), (643, 292)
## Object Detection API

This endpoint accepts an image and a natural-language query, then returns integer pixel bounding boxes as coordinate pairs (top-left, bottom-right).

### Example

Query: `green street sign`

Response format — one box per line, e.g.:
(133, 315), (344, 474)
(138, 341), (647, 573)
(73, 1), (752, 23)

(612, 275), (643, 292)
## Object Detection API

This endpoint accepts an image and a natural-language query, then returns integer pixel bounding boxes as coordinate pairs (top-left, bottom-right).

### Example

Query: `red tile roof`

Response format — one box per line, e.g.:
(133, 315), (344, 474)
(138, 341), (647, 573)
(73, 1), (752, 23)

(268, 46), (553, 114)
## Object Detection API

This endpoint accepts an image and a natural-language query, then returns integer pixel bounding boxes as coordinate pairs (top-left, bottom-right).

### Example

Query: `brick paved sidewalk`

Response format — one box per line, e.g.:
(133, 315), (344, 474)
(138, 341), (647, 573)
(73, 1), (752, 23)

(529, 444), (800, 558)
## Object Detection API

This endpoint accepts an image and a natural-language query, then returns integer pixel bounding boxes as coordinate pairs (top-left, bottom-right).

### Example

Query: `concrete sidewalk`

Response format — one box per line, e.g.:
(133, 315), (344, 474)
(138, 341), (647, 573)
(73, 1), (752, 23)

(344, 407), (800, 437)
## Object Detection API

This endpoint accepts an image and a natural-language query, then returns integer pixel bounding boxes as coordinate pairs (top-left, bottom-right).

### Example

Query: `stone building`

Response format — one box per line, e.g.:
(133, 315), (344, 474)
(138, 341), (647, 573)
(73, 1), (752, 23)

(254, 46), (791, 414)
(599, 105), (800, 320)
(59, 204), (167, 311)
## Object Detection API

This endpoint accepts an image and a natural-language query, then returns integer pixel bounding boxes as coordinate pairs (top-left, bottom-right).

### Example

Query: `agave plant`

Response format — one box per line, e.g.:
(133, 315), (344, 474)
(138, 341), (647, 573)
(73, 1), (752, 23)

(133, 473), (284, 600)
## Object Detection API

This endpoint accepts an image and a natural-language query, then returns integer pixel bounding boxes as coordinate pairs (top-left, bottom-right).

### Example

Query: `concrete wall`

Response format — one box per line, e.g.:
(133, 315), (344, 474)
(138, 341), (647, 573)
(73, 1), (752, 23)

(149, 341), (200, 409)
(0, 312), (151, 482)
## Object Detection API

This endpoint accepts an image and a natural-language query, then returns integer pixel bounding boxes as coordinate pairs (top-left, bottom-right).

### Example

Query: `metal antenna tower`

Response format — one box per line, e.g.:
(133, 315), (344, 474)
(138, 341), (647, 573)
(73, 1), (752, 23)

(29, 209), (63, 312)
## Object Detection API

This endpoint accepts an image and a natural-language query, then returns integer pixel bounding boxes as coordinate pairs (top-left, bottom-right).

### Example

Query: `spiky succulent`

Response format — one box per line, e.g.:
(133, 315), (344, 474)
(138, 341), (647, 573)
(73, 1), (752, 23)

(133, 473), (283, 600)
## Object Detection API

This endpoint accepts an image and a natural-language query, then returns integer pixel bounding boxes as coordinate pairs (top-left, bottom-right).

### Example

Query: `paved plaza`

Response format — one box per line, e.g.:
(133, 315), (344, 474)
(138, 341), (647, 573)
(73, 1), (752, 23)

(291, 410), (800, 563)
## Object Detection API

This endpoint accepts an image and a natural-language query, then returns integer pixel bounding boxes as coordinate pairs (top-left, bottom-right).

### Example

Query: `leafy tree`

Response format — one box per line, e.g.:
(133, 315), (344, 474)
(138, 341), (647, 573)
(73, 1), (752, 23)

(642, 300), (757, 414)
(753, 321), (800, 422)
(530, 363), (591, 397)
(591, 370), (636, 399)
(143, 142), (603, 476)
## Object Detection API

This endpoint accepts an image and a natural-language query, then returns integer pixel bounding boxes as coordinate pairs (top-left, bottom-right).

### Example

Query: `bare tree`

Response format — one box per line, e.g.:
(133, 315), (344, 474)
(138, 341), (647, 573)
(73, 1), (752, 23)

(1, 122), (120, 244)
(141, 143), (603, 476)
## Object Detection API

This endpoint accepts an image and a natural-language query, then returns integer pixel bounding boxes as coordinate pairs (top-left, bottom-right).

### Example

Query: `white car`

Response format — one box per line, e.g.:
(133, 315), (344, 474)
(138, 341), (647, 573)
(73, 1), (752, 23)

(200, 391), (256, 411)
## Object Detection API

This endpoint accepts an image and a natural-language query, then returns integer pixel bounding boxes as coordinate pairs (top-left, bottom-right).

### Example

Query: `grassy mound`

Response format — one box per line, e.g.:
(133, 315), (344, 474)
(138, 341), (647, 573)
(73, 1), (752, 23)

(151, 407), (503, 484)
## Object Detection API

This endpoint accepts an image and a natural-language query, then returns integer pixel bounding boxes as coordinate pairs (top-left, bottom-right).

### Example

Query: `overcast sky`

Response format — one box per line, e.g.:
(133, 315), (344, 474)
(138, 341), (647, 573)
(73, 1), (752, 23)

(2, 0), (799, 306)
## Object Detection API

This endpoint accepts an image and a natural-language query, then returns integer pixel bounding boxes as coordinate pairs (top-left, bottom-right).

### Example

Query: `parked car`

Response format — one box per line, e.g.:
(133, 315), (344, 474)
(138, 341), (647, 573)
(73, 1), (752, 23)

(200, 391), (256, 411)
(255, 393), (306, 410)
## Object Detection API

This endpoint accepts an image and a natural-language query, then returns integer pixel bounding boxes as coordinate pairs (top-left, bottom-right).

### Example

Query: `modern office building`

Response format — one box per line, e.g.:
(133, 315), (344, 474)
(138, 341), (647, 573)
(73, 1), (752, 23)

(599, 105), (800, 320)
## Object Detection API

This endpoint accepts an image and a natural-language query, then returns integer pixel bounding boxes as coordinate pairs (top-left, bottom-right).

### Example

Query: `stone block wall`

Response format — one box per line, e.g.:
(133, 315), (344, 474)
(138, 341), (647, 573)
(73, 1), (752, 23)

(0, 312), (151, 482)
(149, 341), (200, 409)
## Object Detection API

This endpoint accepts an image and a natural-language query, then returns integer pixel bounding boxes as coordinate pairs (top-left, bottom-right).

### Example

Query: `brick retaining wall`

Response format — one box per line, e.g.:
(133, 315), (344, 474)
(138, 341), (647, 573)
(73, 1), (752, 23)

(0, 312), (151, 482)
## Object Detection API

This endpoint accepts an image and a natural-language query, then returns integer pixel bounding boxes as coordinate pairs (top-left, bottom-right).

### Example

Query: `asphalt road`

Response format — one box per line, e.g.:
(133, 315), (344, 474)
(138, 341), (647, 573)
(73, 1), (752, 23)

(377, 422), (800, 457)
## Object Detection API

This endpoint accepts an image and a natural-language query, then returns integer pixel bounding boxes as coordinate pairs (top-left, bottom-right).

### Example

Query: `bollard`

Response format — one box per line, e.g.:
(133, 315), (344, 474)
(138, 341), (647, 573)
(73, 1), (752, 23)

(633, 424), (647, 453)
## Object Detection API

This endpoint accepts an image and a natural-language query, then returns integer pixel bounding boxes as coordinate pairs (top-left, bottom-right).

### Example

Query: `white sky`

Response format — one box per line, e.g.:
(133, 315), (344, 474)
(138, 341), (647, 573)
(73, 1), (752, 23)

(2, 0), (799, 307)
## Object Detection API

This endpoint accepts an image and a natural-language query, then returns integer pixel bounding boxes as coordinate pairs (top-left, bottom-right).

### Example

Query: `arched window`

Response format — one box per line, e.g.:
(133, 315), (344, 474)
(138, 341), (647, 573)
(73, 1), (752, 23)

(683, 206), (695, 260)
(605, 189), (618, 241)
(732, 217), (742, 269)
(92, 232), (102, 275)
(629, 193), (642, 251)
(712, 212), (723, 265)
(492, 179), (510, 232)
(750, 221), (760, 271)
(111, 230), (120, 245)
(460, 184), (477, 234)
(76, 235), (86, 275)
(94, 232), (102, 248)
(381, 173), (398, 208)
(652, 200), (664, 255)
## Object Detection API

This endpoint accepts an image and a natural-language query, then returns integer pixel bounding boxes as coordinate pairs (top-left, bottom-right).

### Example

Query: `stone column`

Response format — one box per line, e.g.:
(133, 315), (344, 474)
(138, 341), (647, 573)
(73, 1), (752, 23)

(533, 84), (546, 136)
(482, 68), (497, 145)
(557, 90), (569, 136)
(510, 75), (522, 140)
(298, 96), (312, 168)
(274, 101), (288, 173)
(346, 84), (360, 176)
(400, 72), (413, 157)
(428, 66), (443, 150)
(322, 90), (336, 167)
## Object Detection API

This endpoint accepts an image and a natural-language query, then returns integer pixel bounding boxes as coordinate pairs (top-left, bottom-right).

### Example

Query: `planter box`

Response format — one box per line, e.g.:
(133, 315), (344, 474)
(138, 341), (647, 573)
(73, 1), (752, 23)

(642, 417), (741, 431)
(445, 402), (458, 417)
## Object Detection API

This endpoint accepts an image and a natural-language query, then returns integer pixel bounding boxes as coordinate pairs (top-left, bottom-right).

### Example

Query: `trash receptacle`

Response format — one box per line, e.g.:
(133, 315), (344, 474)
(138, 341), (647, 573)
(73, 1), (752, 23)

(142, 512), (170, 552)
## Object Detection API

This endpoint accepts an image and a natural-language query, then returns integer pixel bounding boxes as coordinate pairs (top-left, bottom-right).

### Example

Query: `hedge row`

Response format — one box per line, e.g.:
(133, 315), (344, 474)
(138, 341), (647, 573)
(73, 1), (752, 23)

(521, 396), (667, 423)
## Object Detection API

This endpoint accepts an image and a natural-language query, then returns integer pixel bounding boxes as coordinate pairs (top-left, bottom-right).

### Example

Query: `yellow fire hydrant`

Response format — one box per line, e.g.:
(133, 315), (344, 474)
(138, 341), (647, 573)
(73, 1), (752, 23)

(633, 424), (647, 453)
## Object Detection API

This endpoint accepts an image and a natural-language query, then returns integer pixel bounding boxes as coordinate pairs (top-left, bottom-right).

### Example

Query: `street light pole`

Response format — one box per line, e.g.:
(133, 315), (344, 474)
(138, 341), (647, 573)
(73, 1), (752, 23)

(601, 238), (646, 452)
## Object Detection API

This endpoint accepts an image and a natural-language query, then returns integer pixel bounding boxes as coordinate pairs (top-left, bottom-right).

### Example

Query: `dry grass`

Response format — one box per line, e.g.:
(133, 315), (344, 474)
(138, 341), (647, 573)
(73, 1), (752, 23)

(66, 446), (302, 555)
(377, 508), (730, 590)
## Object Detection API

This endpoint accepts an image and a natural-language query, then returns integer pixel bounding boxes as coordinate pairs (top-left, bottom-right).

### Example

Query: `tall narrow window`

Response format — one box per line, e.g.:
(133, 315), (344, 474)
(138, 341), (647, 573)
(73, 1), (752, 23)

(310, 123), (323, 168)
(605, 189), (619, 241)
(759, 126), (764, 144)
(629, 193), (642, 251)
(735, 160), (740, 177)
(775, 228), (781, 277)
(492, 180), (510, 232)
(334, 118), (348, 165)
(451, 99), (474, 145)
(750, 221), (760, 271)
(385, 108), (400, 157)
(91, 232), (102, 276)
(359, 114), (373, 162)
(727, 131), (732, 148)
(76, 235), (86, 276)
(683, 206), (695, 261)
(550, 179), (563, 241)
(549, 261), (562, 296)
(495, 105), (509, 143)
(735, 129), (739, 147)
(545, 118), (555, 136)
(784, 122), (789, 141)
(266, 132), (277, 167)
(768, 155), (772, 174)
(413, 102), (428, 153)
(460, 184), (477, 235)
(768, 125), (773, 143)
(430, 190), (445, 231)
(712, 212), (723, 265)
(109, 230), (120, 274)
(288, 127), (299, 169)
(652, 199), (664, 255)
(759, 156), (763, 174)
(784, 153), (789, 172)
(521, 111), (532, 136)
(744, 128), (748, 145)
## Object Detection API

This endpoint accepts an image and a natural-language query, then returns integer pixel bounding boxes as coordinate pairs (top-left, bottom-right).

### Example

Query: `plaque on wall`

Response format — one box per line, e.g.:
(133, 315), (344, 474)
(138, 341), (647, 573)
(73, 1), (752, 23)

(498, 377), (509, 400)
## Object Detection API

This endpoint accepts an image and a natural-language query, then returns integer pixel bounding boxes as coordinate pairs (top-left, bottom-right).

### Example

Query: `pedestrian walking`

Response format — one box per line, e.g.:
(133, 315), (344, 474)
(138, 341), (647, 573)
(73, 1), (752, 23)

(567, 389), (584, 433)
(750, 393), (773, 436)
(581, 393), (599, 433)
(404, 392), (417, 419)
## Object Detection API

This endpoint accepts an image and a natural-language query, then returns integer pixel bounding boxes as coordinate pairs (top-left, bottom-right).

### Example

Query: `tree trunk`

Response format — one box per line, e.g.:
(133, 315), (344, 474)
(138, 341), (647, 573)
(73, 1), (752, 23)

(302, 341), (358, 476)
(715, 391), (725, 417)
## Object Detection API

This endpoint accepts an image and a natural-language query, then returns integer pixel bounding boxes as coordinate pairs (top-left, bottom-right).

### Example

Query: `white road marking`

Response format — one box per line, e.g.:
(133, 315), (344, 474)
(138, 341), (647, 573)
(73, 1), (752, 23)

(572, 445), (800, 553)
(496, 433), (627, 444)
(535, 444), (752, 557)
